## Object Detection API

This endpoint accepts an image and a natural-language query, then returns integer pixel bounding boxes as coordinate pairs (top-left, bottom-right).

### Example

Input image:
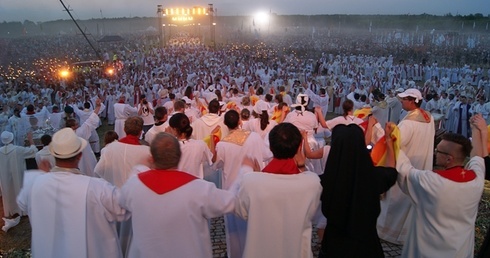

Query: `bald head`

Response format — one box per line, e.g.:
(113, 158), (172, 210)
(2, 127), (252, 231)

(151, 133), (181, 169)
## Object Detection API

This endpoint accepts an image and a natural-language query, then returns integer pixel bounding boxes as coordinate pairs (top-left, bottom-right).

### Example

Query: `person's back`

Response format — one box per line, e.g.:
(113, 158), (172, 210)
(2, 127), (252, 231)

(236, 171), (321, 258)
(234, 123), (322, 258)
(17, 128), (127, 258)
(0, 131), (37, 231)
(95, 117), (151, 188)
(119, 133), (234, 258)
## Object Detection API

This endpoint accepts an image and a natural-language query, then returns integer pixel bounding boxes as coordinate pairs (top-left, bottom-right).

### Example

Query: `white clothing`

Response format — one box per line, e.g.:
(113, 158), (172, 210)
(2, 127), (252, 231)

(0, 144), (37, 216)
(178, 139), (213, 179)
(191, 113), (228, 140)
(215, 131), (269, 190)
(75, 112), (100, 177)
(326, 115), (364, 130)
(114, 103), (138, 139)
(95, 141), (151, 188)
(242, 118), (278, 140)
(144, 123), (167, 145)
(396, 152), (484, 258)
(18, 170), (127, 258)
(137, 102), (154, 126)
(377, 110), (435, 245)
(235, 171), (322, 258)
(119, 172), (235, 258)
(35, 146), (55, 169)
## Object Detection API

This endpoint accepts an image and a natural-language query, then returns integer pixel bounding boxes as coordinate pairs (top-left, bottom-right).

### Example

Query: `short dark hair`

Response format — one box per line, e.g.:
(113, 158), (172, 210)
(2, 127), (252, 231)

(103, 130), (119, 145)
(268, 123), (301, 159)
(208, 99), (220, 114)
(124, 116), (144, 136)
(40, 134), (52, 146)
(84, 102), (91, 109)
(224, 110), (240, 130)
(441, 133), (472, 158)
(154, 106), (168, 121)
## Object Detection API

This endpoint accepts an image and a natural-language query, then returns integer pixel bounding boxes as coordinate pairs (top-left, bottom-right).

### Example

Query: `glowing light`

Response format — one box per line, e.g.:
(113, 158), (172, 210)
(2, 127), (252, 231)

(107, 68), (114, 76)
(59, 69), (70, 78)
(254, 11), (269, 25)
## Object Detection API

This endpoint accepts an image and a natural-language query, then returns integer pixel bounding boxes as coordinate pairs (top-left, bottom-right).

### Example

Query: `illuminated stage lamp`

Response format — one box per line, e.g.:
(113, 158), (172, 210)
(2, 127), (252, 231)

(106, 68), (115, 76)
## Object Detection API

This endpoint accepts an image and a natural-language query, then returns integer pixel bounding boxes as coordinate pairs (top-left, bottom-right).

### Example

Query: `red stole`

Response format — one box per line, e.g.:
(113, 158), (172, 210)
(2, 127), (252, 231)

(119, 135), (141, 145)
(139, 170), (198, 194)
(262, 158), (300, 175)
(434, 166), (476, 182)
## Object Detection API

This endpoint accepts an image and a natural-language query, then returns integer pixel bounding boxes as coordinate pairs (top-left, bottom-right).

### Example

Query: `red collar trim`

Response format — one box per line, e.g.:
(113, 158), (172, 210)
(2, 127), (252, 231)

(434, 166), (476, 182)
(118, 100), (125, 103)
(119, 135), (141, 145)
(138, 170), (198, 194)
(262, 158), (300, 175)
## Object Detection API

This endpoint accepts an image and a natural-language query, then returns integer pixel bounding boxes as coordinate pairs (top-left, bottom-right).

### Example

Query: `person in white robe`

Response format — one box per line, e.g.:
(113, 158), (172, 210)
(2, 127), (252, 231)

(17, 128), (128, 258)
(95, 116), (151, 188)
(114, 96), (138, 139)
(0, 131), (37, 231)
(284, 94), (322, 174)
(34, 134), (55, 170)
(167, 113), (213, 179)
(191, 99), (228, 140)
(377, 88), (434, 245)
(94, 116), (151, 255)
(215, 109), (271, 258)
(65, 102), (102, 177)
(144, 106), (168, 145)
(234, 123), (322, 258)
(396, 115), (486, 258)
(119, 133), (235, 258)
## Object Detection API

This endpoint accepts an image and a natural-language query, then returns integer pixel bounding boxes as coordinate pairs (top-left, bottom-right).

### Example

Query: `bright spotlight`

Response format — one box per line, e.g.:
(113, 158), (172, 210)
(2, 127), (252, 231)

(59, 69), (70, 78)
(254, 11), (269, 25)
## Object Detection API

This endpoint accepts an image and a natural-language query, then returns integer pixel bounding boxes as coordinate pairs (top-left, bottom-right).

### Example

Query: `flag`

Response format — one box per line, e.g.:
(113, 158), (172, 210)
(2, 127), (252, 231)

(371, 124), (401, 166)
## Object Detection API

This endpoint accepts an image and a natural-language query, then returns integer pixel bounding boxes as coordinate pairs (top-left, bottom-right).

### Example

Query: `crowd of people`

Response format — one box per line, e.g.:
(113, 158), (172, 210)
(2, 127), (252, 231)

(0, 31), (489, 257)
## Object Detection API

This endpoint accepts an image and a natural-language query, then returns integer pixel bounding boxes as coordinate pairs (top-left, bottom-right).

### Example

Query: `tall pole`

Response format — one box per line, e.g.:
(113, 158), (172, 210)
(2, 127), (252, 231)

(208, 4), (215, 49)
(59, 0), (102, 60)
(157, 5), (165, 48)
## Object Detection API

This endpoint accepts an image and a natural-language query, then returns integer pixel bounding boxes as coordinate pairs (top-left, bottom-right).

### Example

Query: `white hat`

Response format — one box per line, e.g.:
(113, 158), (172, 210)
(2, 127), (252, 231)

(49, 128), (87, 159)
(181, 96), (192, 105)
(291, 94), (309, 112)
(1, 131), (13, 145)
(396, 87), (405, 93)
(398, 88), (423, 103)
(253, 100), (269, 114)
(158, 89), (168, 98)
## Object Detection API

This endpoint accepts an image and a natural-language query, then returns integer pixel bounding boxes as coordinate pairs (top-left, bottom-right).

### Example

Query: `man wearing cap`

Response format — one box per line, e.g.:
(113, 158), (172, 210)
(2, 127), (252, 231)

(17, 128), (128, 258)
(377, 88), (435, 245)
(119, 133), (235, 258)
(0, 131), (37, 232)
